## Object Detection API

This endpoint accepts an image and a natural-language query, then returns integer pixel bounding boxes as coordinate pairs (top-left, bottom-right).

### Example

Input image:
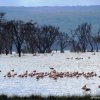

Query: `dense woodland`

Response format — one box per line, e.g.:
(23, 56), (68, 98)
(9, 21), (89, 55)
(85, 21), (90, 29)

(0, 12), (100, 57)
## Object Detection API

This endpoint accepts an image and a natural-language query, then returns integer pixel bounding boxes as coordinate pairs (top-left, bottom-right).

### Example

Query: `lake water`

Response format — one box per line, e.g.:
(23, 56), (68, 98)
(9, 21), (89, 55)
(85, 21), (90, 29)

(0, 6), (100, 33)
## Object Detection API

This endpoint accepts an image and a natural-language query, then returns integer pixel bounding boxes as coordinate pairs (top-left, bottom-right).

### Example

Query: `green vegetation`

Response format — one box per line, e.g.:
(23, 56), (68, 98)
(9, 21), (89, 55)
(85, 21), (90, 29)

(0, 95), (100, 100)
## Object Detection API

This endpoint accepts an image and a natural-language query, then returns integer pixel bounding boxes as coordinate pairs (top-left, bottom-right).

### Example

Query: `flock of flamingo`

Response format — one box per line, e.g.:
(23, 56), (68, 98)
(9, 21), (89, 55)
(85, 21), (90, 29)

(0, 67), (100, 94)
(2, 68), (99, 80)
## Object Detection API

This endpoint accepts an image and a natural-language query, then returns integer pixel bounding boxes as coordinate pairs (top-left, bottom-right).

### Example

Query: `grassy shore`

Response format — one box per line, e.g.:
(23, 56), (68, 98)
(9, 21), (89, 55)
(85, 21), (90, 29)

(0, 95), (100, 100)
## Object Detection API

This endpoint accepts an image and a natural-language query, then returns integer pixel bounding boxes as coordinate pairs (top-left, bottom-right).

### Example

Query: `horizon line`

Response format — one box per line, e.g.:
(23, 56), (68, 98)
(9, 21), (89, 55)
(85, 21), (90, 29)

(0, 5), (100, 7)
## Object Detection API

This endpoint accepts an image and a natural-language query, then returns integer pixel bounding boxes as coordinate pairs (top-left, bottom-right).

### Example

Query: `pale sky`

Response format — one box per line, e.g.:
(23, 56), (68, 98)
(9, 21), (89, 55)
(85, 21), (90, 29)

(0, 0), (100, 6)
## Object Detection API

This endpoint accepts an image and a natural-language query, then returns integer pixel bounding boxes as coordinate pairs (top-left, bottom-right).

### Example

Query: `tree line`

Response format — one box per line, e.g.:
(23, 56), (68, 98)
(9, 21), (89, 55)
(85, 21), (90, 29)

(0, 12), (100, 57)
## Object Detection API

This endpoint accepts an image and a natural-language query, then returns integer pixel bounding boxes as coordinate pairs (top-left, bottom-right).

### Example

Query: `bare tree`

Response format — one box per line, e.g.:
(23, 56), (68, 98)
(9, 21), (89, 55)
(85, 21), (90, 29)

(35, 25), (59, 53)
(11, 20), (25, 57)
(93, 29), (100, 52)
(85, 24), (94, 52)
(1, 21), (14, 55)
(24, 21), (38, 54)
(76, 23), (91, 52)
(0, 12), (100, 54)
(0, 12), (6, 54)
(58, 32), (69, 53)
(0, 32), (4, 54)
(70, 30), (79, 52)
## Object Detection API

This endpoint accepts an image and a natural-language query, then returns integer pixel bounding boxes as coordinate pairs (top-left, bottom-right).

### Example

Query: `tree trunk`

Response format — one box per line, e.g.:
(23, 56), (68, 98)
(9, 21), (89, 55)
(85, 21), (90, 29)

(95, 43), (99, 52)
(19, 51), (21, 57)
(0, 49), (2, 55)
(17, 45), (21, 57)
(5, 49), (9, 55)
(60, 48), (64, 53)
(10, 46), (12, 54)
(89, 43), (94, 52)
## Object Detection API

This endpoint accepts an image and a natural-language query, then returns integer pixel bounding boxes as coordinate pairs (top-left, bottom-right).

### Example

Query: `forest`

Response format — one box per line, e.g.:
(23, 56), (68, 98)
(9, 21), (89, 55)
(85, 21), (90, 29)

(0, 12), (100, 57)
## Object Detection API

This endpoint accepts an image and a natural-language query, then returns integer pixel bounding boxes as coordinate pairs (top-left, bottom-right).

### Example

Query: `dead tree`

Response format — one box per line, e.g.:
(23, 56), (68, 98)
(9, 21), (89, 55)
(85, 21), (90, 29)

(24, 21), (38, 54)
(1, 21), (14, 55)
(0, 12), (6, 54)
(70, 30), (78, 52)
(58, 32), (69, 53)
(76, 23), (91, 52)
(35, 25), (59, 53)
(11, 20), (25, 57)
(93, 29), (100, 52)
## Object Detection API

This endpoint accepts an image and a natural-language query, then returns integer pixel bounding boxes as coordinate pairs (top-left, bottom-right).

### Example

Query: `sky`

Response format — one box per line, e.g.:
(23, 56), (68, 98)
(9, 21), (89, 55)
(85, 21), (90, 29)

(0, 0), (100, 6)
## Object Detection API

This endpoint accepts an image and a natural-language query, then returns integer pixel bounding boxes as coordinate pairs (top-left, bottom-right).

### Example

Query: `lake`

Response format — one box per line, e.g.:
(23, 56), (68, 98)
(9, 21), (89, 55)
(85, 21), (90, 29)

(0, 6), (100, 33)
